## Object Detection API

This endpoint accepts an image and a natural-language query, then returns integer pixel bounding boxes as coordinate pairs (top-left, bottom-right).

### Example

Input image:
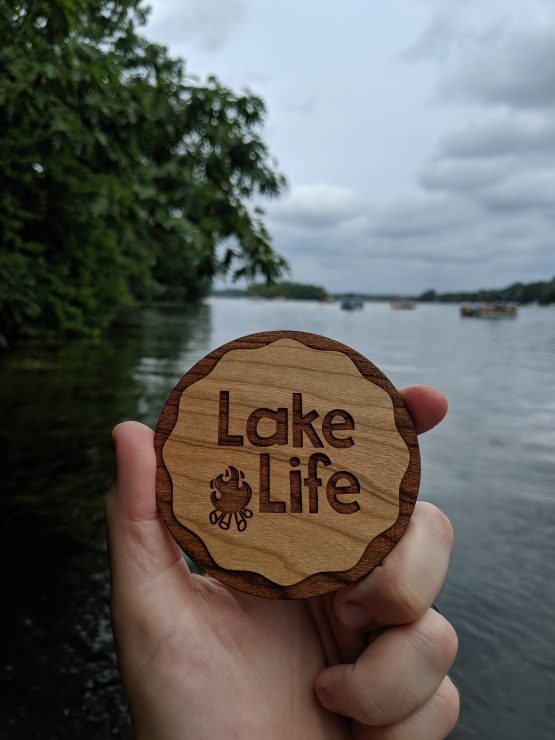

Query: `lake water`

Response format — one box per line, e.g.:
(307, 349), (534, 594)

(1, 299), (554, 738)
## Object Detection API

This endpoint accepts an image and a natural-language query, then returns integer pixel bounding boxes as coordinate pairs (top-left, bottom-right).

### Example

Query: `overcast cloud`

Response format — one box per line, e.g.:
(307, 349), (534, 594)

(148, 0), (248, 50)
(146, 0), (555, 293)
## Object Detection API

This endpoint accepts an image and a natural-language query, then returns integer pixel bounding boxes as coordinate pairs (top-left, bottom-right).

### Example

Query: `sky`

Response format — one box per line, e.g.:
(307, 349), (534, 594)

(145, 0), (555, 293)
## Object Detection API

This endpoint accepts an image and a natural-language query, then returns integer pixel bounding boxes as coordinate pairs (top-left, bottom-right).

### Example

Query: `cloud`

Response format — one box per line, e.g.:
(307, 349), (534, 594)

(278, 3), (555, 291)
(148, 0), (248, 51)
(440, 23), (555, 109)
(403, 4), (462, 62)
(419, 154), (555, 221)
(265, 176), (554, 292)
(268, 184), (366, 229)
(358, 3), (555, 291)
(371, 196), (473, 240)
(284, 13), (555, 292)
(411, 10), (555, 223)
(408, 4), (555, 110)
(479, 170), (555, 212)
(438, 116), (555, 159)
(419, 157), (513, 195)
(149, 0), (555, 293)
(281, 93), (317, 116)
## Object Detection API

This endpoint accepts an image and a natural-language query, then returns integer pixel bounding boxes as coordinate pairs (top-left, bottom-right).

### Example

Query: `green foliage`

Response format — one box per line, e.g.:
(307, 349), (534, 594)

(426, 277), (555, 305)
(0, 0), (287, 344)
(502, 277), (555, 305)
(247, 281), (328, 301)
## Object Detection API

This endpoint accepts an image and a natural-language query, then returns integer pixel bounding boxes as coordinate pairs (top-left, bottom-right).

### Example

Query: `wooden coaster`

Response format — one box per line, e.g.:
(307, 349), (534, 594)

(155, 331), (420, 599)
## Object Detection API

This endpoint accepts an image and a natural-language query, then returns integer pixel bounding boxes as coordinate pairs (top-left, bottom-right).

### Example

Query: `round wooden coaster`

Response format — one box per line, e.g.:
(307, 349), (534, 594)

(155, 330), (420, 599)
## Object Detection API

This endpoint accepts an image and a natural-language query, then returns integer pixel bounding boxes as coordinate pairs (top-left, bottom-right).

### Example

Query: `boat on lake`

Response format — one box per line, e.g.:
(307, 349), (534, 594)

(340, 296), (364, 311)
(460, 302), (518, 318)
(391, 299), (416, 310)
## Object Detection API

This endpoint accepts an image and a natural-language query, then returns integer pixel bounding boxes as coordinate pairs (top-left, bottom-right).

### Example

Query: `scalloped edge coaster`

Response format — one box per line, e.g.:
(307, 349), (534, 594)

(155, 330), (420, 599)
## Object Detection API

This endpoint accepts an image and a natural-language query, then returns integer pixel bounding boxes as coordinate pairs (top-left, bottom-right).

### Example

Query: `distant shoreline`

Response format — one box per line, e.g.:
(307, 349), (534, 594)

(212, 275), (555, 306)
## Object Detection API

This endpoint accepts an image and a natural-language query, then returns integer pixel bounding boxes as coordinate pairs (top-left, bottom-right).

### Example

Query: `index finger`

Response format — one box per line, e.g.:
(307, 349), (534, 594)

(400, 385), (448, 434)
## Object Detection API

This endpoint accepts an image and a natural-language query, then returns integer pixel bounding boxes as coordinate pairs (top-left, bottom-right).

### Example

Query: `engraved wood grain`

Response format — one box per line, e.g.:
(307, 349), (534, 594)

(155, 331), (420, 599)
(164, 340), (407, 584)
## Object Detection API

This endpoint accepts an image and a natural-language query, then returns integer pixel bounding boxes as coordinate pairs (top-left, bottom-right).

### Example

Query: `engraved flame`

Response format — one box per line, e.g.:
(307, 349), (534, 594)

(209, 466), (253, 532)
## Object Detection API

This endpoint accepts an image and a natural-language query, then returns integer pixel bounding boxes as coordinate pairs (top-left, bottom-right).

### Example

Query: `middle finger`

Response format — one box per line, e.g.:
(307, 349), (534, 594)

(335, 501), (454, 631)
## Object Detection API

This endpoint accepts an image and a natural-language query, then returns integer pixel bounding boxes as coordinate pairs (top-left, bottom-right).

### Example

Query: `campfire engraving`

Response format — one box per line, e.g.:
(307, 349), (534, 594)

(209, 466), (253, 532)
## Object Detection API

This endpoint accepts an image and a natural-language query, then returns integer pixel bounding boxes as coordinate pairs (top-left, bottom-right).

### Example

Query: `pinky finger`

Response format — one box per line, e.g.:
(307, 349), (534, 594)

(352, 677), (460, 740)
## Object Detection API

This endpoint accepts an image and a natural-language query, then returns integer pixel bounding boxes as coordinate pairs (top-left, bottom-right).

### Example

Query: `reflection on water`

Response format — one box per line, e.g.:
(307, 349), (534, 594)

(0, 305), (212, 739)
(1, 300), (554, 738)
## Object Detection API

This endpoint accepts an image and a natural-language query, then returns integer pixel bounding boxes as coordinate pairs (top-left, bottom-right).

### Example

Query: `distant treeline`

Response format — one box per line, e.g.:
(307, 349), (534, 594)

(418, 276), (555, 305)
(214, 282), (329, 300)
(213, 276), (555, 305)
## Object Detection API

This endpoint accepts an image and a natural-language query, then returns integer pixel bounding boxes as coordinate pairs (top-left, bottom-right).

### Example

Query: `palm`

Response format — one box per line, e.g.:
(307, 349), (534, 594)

(120, 555), (351, 738)
(109, 387), (458, 739)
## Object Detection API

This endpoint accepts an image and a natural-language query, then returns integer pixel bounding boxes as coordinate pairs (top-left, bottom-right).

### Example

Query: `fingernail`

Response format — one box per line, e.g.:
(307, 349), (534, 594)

(316, 687), (339, 713)
(339, 600), (367, 629)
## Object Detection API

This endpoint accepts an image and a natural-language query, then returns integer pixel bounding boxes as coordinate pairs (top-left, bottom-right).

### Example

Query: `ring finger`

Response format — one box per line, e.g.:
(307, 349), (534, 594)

(315, 608), (458, 727)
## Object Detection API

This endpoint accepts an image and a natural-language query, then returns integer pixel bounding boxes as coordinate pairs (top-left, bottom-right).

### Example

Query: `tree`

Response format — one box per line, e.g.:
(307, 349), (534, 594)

(247, 281), (328, 301)
(0, 0), (287, 344)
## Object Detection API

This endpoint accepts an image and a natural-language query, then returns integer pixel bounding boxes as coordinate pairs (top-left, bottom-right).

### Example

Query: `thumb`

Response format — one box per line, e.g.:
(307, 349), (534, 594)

(106, 421), (190, 591)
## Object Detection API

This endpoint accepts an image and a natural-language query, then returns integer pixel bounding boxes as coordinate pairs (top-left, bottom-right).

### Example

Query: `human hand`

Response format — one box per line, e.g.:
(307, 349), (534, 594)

(106, 385), (459, 739)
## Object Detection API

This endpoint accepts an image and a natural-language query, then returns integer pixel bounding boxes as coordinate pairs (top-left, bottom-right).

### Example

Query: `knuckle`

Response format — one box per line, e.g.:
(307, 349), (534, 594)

(349, 666), (395, 726)
(386, 560), (427, 622)
(427, 612), (459, 668)
(410, 612), (458, 673)
(439, 618), (459, 666)
(391, 574), (428, 622)
(436, 678), (461, 733)
(418, 502), (455, 549)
